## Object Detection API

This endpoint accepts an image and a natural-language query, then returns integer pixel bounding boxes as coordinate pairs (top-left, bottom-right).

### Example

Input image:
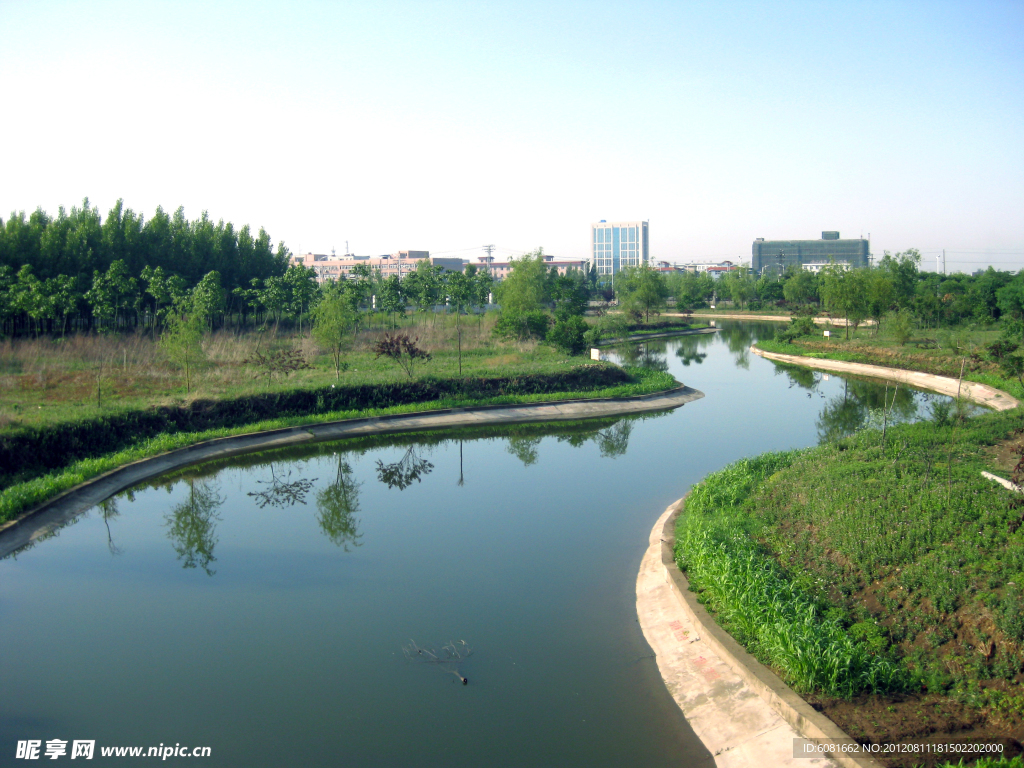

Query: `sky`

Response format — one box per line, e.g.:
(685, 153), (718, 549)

(2, 0), (1022, 271)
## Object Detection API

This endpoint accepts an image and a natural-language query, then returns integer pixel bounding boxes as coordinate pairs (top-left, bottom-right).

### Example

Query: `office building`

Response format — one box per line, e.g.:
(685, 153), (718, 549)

(592, 220), (649, 276)
(751, 232), (869, 275)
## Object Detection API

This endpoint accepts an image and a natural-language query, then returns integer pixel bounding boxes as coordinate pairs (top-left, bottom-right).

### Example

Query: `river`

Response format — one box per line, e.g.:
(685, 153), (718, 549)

(0, 322), (955, 767)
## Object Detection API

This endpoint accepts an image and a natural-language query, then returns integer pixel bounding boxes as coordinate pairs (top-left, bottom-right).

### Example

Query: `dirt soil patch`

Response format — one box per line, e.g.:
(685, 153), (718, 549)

(806, 691), (1023, 768)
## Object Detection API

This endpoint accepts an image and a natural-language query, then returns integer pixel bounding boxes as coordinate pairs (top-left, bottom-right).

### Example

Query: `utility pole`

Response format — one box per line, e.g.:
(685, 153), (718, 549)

(942, 249), (946, 275)
(482, 244), (495, 262)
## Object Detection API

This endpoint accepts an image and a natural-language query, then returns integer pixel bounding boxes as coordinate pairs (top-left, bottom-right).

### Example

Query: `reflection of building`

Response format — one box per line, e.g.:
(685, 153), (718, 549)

(476, 253), (588, 281)
(592, 220), (649, 276)
(290, 251), (465, 284)
(751, 232), (869, 275)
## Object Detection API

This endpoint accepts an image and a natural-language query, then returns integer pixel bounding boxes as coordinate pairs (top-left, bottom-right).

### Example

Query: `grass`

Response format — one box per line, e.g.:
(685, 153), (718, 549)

(675, 404), (1024, 751)
(0, 363), (675, 525)
(0, 312), (591, 432)
(676, 452), (908, 698)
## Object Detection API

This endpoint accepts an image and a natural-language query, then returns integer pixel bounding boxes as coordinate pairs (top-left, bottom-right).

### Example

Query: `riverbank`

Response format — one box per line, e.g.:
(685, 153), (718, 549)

(648, 344), (1024, 766)
(0, 381), (703, 556)
(637, 498), (851, 768)
(0, 363), (679, 526)
(750, 345), (1020, 411)
(754, 333), (1024, 402)
(595, 327), (720, 346)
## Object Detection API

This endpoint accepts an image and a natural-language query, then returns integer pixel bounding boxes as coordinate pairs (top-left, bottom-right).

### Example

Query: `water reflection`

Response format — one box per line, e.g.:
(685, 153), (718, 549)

(674, 334), (710, 367)
(165, 478), (223, 576)
(98, 498), (123, 556)
(376, 446), (435, 489)
(315, 455), (362, 551)
(247, 465), (318, 508)
(614, 341), (670, 371)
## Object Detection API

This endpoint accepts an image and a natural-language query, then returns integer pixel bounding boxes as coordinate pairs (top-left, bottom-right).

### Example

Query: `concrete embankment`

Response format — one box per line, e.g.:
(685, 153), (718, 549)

(595, 327), (720, 346)
(751, 345), (1020, 411)
(637, 500), (877, 768)
(0, 386), (703, 559)
(670, 312), (873, 327)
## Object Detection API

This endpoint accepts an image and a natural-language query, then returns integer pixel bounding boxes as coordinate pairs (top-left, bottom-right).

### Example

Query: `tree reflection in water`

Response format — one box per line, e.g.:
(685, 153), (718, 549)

(165, 478), (223, 576)
(815, 377), (921, 443)
(506, 436), (541, 466)
(674, 333), (710, 366)
(316, 455), (362, 551)
(614, 341), (669, 371)
(247, 464), (318, 509)
(98, 498), (123, 556)
(376, 447), (434, 490)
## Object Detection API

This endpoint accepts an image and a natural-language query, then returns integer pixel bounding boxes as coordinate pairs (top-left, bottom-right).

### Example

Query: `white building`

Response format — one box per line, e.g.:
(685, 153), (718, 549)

(591, 220), (649, 276)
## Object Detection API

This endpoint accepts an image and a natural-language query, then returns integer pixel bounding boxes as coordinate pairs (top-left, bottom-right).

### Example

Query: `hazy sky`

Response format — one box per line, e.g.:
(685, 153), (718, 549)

(2, 0), (1022, 271)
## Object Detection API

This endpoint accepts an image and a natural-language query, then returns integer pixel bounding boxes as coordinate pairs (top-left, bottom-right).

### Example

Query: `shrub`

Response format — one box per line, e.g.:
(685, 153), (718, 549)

(491, 310), (551, 341)
(546, 316), (589, 356)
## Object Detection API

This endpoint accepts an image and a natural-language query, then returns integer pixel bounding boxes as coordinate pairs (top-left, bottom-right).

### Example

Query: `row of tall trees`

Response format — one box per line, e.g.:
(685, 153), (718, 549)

(0, 198), (290, 335)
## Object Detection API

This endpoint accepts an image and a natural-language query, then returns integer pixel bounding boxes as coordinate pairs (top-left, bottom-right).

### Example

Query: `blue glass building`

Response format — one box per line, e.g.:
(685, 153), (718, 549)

(592, 220), (649, 276)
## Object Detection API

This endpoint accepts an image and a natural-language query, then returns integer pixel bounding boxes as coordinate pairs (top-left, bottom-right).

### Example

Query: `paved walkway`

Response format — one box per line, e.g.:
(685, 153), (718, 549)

(637, 501), (846, 768)
(0, 386), (703, 559)
(751, 345), (1020, 411)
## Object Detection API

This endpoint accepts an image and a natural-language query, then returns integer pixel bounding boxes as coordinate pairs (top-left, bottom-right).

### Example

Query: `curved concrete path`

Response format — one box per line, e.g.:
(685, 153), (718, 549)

(0, 385), (703, 560)
(638, 500), (880, 768)
(751, 345), (1020, 411)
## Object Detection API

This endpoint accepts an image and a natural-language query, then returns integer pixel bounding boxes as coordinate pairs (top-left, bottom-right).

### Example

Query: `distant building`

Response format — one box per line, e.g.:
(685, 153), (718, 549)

(679, 260), (738, 275)
(751, 232), (869, 275)
(801, 261), (850, 274)
(592, 220), (649, 276)
(476, 253), (588, 281)
(290, 251), (465, 284)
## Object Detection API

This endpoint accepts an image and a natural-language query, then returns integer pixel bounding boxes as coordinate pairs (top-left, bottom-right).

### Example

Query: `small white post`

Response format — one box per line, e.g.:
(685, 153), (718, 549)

(590, 348), (601, 361)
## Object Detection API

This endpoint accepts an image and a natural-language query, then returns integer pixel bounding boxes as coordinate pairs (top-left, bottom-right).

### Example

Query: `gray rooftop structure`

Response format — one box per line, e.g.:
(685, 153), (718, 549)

(751, 232), (869, 275)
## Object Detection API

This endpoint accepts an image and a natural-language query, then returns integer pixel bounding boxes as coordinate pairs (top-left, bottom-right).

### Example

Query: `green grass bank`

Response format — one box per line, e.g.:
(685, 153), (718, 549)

(675, 407), (1024, 767)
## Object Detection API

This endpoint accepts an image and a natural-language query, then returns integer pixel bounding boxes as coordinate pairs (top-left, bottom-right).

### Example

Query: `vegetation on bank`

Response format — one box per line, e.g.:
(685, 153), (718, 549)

(0, 363), (674, 526)
(675, 406), (1024, 759)
(756, 327), (1024, 403)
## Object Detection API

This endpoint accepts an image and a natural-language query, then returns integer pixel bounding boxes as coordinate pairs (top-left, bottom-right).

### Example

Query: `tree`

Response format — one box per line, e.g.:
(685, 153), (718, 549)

(85, 259), (137, 330)
(722, 267), (756, 309)
(285, 264), (319, 333)
(191, 270), (226, 330)
(878, 249), (920, 310)
(997, 273), (1024, 342)
(378, 274), (406, 328)
(819, 266), (869, 340)
(547, 314), (589, 355)
(373, 332), (431, 378)
(311, 283), (358, 380)
(160, 293), (208, 393)
(496, 250), (549, 313)
(616, 264), (668, 322)
(865, 269), (896, 335)
(782, 269), (818, 307)
(445, 270), (474, 374)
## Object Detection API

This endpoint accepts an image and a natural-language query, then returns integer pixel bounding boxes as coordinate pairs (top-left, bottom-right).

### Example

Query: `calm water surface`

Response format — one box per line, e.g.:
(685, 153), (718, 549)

(0, 323), (954, 767)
